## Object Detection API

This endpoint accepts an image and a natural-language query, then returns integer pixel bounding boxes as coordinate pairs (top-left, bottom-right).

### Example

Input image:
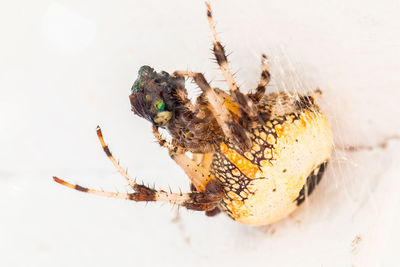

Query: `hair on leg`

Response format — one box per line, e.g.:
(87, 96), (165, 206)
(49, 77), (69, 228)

(205, 2), (238, 93)
(173, 70), (252, 151)
(97, 126), (137, 188)
(249, 54), (271, 103)
(53, 177), (221, 211)
(205, 2), (259, 125)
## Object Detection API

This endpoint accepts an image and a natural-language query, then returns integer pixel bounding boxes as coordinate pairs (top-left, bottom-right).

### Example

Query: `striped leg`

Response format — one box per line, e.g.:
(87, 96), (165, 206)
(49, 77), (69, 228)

(205, 2), (258, 124)
(205, 2), (238, 93)
(96, 126), (137, 188)
(172, 71), (252, 151)
(98, 125), (214, 192)
(53, 126), (221, 211)
(249, 54), (271, 103)
(206, 2), (259, 133)
(53, 177), (221, 211)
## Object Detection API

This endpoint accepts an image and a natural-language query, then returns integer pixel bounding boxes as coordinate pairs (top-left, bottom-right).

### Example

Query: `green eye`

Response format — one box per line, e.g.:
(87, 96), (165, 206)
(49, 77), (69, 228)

(154, 99), (165, 111)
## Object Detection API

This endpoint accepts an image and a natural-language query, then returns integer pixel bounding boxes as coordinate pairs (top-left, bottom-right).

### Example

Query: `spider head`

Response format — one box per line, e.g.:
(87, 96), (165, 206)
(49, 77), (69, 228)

(129, 66), (185, 127)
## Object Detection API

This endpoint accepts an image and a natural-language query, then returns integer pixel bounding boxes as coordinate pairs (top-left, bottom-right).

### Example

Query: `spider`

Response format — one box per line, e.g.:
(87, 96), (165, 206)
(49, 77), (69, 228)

(54, 2), (332, 226)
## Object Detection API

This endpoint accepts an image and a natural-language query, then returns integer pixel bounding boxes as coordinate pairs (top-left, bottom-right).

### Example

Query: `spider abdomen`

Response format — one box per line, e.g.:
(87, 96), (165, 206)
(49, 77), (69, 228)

(212, 95), (332, 225)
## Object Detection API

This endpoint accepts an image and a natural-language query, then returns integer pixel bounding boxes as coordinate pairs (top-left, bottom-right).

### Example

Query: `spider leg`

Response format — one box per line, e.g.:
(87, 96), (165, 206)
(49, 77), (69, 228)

(205, 2), (238, 94)
(152, 125), (184, 154)
(96, 126), (137, 188)
(172, 71), (252, 151)
(172, 71), (211, 93)
(205, 2), (259, 124)
(172, 71), (235, 136)
(98, 125), (213, 192)
(174, 85), (197, 114)
(53, 177), (221, 211)
(152, 126), (215, 192)
(249, 54), (271, 103)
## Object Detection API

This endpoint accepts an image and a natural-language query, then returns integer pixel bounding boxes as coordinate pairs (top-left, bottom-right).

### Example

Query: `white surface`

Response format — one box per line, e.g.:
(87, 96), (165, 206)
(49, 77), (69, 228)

(1, 0), (400, 266)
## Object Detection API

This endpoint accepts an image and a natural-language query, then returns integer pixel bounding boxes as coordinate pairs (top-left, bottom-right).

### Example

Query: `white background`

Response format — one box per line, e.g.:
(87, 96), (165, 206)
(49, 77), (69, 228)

(1, 0), (399, 266)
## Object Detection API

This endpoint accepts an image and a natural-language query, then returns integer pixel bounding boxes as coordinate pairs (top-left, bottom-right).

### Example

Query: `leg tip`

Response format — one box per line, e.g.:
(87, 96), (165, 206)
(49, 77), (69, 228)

(205, 2), (212, 16)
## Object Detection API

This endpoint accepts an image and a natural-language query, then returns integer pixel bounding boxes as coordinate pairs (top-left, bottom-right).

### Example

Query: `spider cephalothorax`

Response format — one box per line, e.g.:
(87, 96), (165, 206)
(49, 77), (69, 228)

(130, 65), (225, 153)
(54, 2), (332, 226)
(129, 65), (185, 127)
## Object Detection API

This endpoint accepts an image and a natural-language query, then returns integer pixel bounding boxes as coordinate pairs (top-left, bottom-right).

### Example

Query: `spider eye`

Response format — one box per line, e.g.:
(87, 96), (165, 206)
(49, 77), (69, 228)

(154, 99), (165, 111)
(131, 80), (141, 94)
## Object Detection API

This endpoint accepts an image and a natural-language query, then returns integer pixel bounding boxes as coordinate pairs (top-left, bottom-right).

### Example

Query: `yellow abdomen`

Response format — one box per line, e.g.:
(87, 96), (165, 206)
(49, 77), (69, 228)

(212, 109), (332, 226)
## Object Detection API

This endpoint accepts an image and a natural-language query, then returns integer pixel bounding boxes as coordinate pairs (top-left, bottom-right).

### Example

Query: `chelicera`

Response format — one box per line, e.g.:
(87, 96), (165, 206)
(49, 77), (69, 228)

(54, 3), (332, 226)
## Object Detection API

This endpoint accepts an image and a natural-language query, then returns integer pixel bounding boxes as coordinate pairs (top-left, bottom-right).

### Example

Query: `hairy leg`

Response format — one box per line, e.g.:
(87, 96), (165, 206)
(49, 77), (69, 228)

(249, 54), (271, 103)
(205, 2), (259, 124)
(96, 126), (137, 188)
(53, 126), (222, 211)
(205, 2), (238, 94)
(172, 71), (252, 151)
(53, 177), (221, 211)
